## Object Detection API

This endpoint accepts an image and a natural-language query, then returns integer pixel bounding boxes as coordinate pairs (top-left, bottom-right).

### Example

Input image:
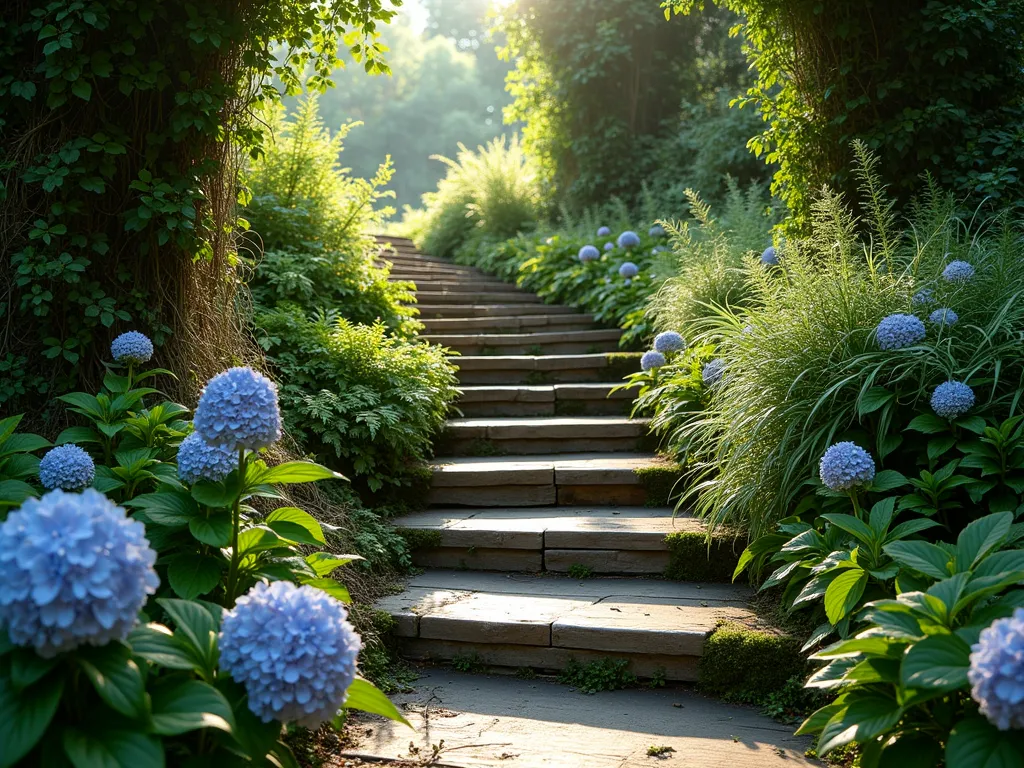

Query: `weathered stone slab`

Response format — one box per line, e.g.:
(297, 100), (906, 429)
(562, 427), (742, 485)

(412, 547), (543, 572)
(429, 459), (554, 487)
(557, 484), (646, 506)
(544, 548), (670, 574)
(427, 485), (557, 507)
(372, 587), (471, 637)
(418, 593), (590, 646)
(457, 385), (554, 404)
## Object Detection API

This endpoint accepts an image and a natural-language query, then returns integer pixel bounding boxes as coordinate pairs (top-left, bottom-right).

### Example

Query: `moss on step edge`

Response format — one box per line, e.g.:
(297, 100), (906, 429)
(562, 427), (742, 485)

(373, 463), (432, 509)
(605, 351), (642, 380)
(396, 527), (443, 551)
(698, 621), (806, 699)
(633, 463), (681, 507)
(663, 530), (743, 582)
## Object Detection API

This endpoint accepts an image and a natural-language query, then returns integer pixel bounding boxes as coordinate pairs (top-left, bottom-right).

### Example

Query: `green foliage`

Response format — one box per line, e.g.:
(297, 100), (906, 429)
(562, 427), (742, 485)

(664, 531), (742, 582)
(682, 156), (1024, 539)
(558, 657), (637, 694)
(255, 309), (458, 492)
(795, 512), (1024, 762)
(698, 622), (806, 699)
(567, 564), (594, 579)
(451, 653), (485, 674)
(665, 0), (1024, 224)
(0, 0), (396, 409)
(634, 463), (683, 507)
(404, 135), (542, 259)
(494, 0), (754, 210)
(396, 528), (443, 552)
(0, 415), (49, 510)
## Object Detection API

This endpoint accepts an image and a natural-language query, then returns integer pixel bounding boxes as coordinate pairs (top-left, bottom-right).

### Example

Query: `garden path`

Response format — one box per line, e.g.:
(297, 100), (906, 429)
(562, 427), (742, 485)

(356, 236), (817, 767)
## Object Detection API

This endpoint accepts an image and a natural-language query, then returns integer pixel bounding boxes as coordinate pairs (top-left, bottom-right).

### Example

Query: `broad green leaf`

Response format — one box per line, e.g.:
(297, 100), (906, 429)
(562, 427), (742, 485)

(858, 386), (893, 416)
(123, 491), (197, 527)
(344, 677), (410, 726)
(884, 518), (940, 543)
(821, 513), (877, 547)
(795, 702), (843, 736)
(0, 480), (39, 508)
(237, 525), (286, 556)
(61, 727), (164, 768)
(0, 414), (23, 444)
(128, 624), (198, 671)
(149, 678), (234, 735)
(9, 650), (58, 691)
(57, 392), (104, 419)
(867, 497), (896, 536)
(306, 552), (363, 577)
(883, 540), (951, 579)
(167, 554), (223, 600)
(901, 634), (970, 690)
(156, 599), (219, 676)
(817, 693), (902, 756)
(957, 512), (1013, 571)
(75, 643), (147, 719)
(0, 433), (51, 458)
(265, 506), (326, 544)
(946, 717), (1024, 768)
(260, 461), (345, 485)
(302, 577), (351, 603)
(189, 512), (233, 547)
(55, 426), (100, 445)
(905, 414), (949, 434)
(0, 671), (64, 768)
(877, 732), (944, 768)
(732, 533), (787, 580)
(190, 479), (238, 509)
(824, 568), (867, 624)
(870, 469), (907, 492)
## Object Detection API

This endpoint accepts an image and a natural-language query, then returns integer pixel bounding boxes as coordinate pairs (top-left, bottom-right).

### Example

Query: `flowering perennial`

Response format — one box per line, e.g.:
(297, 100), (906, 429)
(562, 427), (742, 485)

(641, 351), (666, 371)
(969, 608), (1024, 731)
(929, 308), (958, 326)
(760, 246), (778, 266)
(819, 442), (875, 491)
(38, 444), (95, 491)
(618, 262), (639, 279)
(597, 226), (611, 237)
(930, 381), (975, 420)
(110, 331), (154, 364)
(617, 231), (640, 249)
(219, 581), (362, 728)
(875, 313), (926, 350)
(603, 242), (614, 251)
(194, 367), (282, 451)
(578, 245), (600, 262)
(177, 432), (237, 484)
(942, 260), (975, 282)
(0, 489), (158, 657)
(911, 288), (934, 306)
(648, 224), (665, 238)
(702, 358), (726, 387)
(653, 331), (686, 354)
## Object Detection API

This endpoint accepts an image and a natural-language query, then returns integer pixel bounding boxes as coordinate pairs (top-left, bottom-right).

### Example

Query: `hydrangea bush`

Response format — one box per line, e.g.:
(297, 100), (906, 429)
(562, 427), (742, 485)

(641, 350), (666, 371)
(875, 313), (926, 350)
(38, 443), (95, 490)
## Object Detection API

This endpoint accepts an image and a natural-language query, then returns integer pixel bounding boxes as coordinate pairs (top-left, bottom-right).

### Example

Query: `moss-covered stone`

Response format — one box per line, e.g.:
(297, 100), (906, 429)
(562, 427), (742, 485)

(396, 527), (443, 551)
(698, 621), (806, 699)
(634, 463), (681, 507)
(663, 530), (742, 582)
(605, 351), (642, 380)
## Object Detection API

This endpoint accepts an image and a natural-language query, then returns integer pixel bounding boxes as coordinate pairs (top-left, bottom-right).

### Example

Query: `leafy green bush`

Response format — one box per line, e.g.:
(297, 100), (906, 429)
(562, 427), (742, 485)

(255, 307), (459, 491)
(404, 135), (542, 258)
(682, 148), (1024, 539)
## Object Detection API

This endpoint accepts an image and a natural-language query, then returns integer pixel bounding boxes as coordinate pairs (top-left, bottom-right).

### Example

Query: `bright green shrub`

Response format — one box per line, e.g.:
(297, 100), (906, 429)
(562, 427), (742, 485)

(406, 135), (541, 258)
(255, 307), (459, 491)
(699, 622), (805, 698)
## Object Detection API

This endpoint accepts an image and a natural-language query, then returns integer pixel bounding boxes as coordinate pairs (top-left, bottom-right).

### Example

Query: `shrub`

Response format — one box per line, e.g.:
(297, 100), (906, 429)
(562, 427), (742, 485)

(699, 622), (805, 699)
(405, 135), (542, 258)
(255, 307), (459, 491)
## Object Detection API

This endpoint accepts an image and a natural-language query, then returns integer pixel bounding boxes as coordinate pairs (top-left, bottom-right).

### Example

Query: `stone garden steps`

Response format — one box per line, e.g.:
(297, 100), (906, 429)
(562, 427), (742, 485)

(424, 328), (622, 356)
(456, 383), (632, 417)
(439, 415), (651, 455)
(421, 313), (597, 335)
(454, 353), (640, 385)
(414, 289), (542, 305)
(375, 570), (756, 682)
(415, 303), (579, 319)
(393, 506), (699, 573)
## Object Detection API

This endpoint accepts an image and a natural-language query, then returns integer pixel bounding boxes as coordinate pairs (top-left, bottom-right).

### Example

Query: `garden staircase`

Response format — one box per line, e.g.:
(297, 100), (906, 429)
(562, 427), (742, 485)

(358, 236), (814, 767)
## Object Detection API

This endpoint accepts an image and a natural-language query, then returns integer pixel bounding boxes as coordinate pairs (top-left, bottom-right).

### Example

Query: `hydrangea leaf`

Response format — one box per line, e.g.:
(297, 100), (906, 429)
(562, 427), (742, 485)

(128, 624), (200, 672)
(302, 577), (351, 603)
(61, 727), (164, 768)
(265, 506), (326, 544)
(901, 633), (970, 690)
(149, 678), (234, 735)
(54, 426), (100, 445)
(957, 512), (1013, 571)
(344, 677), (411, 727)
(167, 554), (224, 600)
(260, 460), (345, 485)
(824, 567), (867, 624)
(76, 643), (147, 719)
(0, 668), (63, 768)
(189, 513), (233, 547)
(945, 717), (1024, 768)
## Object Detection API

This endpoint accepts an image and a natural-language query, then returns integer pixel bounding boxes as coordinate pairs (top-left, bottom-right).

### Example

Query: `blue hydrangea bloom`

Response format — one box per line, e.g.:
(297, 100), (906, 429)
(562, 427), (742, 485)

(648, 224), (666, 238)
(742, 324), (754, 335)
(619, 262), (639, 279)
(603, 242), (614, 251)
(653, 245), (669, 253)
(760, 246), (778, 266)
(931, 380), (975, 420)
(929, 308), (958, 326)
(702, 359), (726, 387)
(110, 331), (154, 364)
(177, 432), (236, 484)
(969, 607), (1024, 730)
(194, 367), (282, 451)
(38, 444), (94, 491)
(597, 226), (611, 237)
(819, 442), (876, 491)
(578, 245), (600, 262)
(875, 313), (926, 350)
(617, 231), (641, 249)
(0, 489), (158, 657)
(654, 331), (686, 354)
(943, 260), (975, 282)
(912, 288), (934, 307)
(641, 351), (666, 371)
(219, 581), (361, 728)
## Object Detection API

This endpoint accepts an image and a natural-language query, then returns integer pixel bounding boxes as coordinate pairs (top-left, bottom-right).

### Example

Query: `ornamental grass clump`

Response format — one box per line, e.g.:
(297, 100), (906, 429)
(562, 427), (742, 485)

(38, 443), (94, 491)
(0, 489), (158, 657)
(219, 580), (361, 727)
(675, 145), (1024, 537)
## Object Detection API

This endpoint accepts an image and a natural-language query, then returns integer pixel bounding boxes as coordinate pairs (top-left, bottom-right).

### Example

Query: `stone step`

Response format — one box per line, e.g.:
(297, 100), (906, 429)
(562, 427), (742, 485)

(374, 570), (754, 681)
(427, 453), (676, 507)
(457, 382), (633, 417)
(403, 279), (520, 293)
(412, 290), (542, 305)
(395, 506), (700, 573)
(439, 415), (650, 455)
(422, 313), (597, 335)
(425, 328), (621, 356)
(454, 353), (640, 385)
(416, 304), (577, 319)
